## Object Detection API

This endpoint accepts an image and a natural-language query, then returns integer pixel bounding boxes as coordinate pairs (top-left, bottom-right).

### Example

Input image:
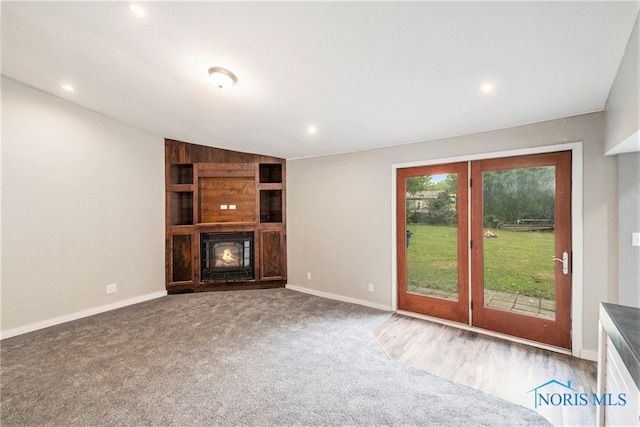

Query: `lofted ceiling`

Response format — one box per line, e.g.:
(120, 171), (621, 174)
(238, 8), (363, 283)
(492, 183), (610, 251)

(2, 1), (639, 159)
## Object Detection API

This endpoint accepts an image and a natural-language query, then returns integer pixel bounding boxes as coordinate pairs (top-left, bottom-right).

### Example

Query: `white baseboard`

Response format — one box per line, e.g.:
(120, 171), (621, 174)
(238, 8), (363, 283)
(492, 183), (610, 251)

(0, 291), (167, 340)
(285, 284), (393, 312)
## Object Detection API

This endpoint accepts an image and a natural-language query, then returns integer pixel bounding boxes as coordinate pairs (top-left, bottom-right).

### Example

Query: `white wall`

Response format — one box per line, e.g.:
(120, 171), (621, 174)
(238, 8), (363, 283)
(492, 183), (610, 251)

(604, 12), (639, 155)
(287, 112), (616, 356)
(1, 77), (166, 335)
(617, 153), (640, 308)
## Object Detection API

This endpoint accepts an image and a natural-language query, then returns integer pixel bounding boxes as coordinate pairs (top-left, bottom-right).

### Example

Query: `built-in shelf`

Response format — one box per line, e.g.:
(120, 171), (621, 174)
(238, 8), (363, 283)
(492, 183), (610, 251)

(259, 163), (282, 184)
(168, 184), (193, 192)
(165, 139), (286, 292)
(169, 192), (193, 226)
(170, 164), (194, 185)
(259, 164), (283, 223)
(260, 190), (283, 223)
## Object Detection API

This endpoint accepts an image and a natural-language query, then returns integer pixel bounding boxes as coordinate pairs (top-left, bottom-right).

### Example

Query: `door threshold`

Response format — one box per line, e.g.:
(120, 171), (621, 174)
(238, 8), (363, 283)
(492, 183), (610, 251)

(395, 309), (573, 357)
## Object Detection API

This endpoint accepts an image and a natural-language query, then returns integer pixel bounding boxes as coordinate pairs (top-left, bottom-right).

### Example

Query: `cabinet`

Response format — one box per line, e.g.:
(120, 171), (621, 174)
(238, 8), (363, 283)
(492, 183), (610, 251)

(596, 303), (640, 426)
(165, 139), (286, 293)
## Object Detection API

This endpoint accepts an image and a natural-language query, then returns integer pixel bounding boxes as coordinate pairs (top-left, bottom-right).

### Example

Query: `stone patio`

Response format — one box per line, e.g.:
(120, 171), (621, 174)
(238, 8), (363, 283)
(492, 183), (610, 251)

(408, 286), (555, 319)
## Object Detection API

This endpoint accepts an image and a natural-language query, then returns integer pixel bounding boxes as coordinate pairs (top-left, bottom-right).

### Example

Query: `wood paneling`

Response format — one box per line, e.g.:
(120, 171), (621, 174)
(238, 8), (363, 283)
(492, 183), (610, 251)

(199, 177), (256, 223)
(165, 139), (266, 165)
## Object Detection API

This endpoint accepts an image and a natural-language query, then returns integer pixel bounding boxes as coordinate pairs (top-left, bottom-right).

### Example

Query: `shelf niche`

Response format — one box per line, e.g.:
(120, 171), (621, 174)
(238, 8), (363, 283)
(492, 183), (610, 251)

(259, 163), (282, 183)
(170, 164), (194, 185)
(169, 192), (193, 226)
(260, 190), (282, 223)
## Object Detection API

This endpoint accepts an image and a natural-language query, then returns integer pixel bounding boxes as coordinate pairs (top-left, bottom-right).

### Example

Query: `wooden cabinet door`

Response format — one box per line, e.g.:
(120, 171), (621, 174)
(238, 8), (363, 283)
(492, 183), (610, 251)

(259, 229), (285, 280)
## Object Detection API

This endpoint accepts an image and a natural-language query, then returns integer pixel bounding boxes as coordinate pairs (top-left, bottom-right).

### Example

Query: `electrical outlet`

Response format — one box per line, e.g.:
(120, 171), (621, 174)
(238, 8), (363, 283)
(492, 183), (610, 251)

(368, 283), (374, 292)
(632, 232), (640, 247)
(106, 283), (117, 294)
(307, 272), (311, 280)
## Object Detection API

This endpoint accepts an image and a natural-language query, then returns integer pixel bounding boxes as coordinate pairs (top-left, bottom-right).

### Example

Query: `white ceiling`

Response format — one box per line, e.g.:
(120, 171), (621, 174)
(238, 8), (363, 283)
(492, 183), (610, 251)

(2, 1), (639, 159)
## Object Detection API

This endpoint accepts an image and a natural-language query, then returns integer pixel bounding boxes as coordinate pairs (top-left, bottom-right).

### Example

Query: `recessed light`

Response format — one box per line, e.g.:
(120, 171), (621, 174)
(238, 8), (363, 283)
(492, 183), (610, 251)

(129, 4), (148, 19)
(479, 83), (495, 94)
(208, 67), (238, 89)
(61, 84), (74, 92)
(307, 126), (318, 135)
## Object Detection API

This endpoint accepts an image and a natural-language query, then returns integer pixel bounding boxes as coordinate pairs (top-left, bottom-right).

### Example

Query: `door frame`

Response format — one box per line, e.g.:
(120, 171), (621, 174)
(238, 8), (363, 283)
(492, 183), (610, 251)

(390, 142), (584, 357)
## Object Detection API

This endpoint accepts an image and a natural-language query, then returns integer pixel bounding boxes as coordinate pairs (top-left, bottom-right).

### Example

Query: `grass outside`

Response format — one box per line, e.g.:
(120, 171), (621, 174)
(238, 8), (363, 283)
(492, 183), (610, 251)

(406, 224), (555, 300)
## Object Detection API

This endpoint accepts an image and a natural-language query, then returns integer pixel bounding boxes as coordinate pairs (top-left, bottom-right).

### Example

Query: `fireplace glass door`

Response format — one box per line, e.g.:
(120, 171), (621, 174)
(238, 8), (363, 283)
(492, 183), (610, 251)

(201, 232), (254, 281)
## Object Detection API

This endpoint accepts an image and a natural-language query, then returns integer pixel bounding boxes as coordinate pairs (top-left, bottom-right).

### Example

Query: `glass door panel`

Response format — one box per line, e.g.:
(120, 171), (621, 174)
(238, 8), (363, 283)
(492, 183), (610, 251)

(397, 162), (468, 324)
(481, 166), (556, 320)
(471, 152), (572, 349)
(406, 174), (459, 302)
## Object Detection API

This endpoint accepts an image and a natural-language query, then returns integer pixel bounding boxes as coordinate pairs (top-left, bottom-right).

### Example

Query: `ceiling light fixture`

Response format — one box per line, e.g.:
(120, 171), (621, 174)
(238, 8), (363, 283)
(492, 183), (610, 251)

(479, 83), (495, 94)
(61, 84), (74, 92)
(307, 126), (318, 135)
(129, 4), (148, 19)
(208, 67), (238, 89)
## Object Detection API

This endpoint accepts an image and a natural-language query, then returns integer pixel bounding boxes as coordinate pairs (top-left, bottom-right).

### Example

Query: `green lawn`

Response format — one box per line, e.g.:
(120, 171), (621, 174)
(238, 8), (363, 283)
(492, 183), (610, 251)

(406, 224), (555, 300)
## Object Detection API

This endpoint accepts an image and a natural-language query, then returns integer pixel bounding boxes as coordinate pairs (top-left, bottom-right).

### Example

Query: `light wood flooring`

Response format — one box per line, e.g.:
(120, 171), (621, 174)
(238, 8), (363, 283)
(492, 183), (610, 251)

(373, 314), (597, 427)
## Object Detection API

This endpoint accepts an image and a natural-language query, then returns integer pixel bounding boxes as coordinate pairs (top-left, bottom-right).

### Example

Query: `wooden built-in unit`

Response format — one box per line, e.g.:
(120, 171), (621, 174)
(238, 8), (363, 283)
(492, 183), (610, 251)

(165, 139), (286, 293)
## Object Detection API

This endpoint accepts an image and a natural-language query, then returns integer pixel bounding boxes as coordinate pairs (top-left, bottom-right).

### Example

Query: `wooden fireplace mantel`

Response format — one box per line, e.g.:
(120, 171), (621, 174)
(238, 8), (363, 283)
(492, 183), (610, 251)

(165, 139), (286, 293)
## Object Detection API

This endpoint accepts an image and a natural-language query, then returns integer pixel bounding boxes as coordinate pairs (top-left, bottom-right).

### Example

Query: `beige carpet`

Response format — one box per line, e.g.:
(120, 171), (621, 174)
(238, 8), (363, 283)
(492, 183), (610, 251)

(1, 288), (550, 426)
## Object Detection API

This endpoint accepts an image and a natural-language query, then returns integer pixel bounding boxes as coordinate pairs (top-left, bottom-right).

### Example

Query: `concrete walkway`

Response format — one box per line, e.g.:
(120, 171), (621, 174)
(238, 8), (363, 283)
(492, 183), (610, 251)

(484, 289), (555, 319)
(409, 286), (555, 319)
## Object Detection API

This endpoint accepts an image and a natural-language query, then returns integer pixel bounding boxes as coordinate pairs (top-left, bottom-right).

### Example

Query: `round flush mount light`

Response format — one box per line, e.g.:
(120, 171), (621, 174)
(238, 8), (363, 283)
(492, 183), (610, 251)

(61, 84), (74, 92)
(129, 4), (148, 19)
(479, 83), (495, 94)
(208, 67), (238, 89)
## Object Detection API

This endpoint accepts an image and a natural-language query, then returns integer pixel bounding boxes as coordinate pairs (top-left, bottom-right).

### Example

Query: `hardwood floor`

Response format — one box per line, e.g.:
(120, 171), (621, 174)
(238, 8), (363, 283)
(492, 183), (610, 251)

(373, 314), (597, 427)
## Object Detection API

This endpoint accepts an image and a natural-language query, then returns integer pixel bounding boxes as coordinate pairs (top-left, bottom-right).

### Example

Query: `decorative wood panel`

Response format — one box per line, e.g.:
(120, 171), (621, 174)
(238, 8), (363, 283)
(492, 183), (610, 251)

(199, 177), (256, 223)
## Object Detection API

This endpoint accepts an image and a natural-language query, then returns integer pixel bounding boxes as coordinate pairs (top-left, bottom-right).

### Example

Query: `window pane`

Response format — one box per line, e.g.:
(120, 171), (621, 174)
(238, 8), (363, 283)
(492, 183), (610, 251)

(405, 174), (459, 301)
(482, 167), (556, 319)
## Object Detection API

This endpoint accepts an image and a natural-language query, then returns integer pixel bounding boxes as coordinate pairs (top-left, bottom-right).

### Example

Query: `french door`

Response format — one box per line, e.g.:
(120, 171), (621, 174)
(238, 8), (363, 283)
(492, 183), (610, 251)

(397, 151), (572, 349)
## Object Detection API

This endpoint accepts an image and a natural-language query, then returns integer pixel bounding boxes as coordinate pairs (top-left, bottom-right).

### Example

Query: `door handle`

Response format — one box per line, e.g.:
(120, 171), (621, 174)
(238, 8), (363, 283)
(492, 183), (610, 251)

(553, 251), (569, 275)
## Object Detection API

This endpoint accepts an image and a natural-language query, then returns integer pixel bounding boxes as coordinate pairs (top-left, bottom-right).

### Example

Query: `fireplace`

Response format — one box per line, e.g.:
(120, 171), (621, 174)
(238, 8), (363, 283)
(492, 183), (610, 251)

(200, 232), (254, 282)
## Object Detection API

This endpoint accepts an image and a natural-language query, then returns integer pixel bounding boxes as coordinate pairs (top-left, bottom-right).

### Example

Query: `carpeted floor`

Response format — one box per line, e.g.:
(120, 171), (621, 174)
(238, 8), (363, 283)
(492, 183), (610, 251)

(1, 288), (550, 426)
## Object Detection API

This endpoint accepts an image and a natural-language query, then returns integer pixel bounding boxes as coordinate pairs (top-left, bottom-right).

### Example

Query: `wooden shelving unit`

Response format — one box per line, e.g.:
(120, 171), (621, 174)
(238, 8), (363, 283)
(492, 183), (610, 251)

(165, 139), (286, 293)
